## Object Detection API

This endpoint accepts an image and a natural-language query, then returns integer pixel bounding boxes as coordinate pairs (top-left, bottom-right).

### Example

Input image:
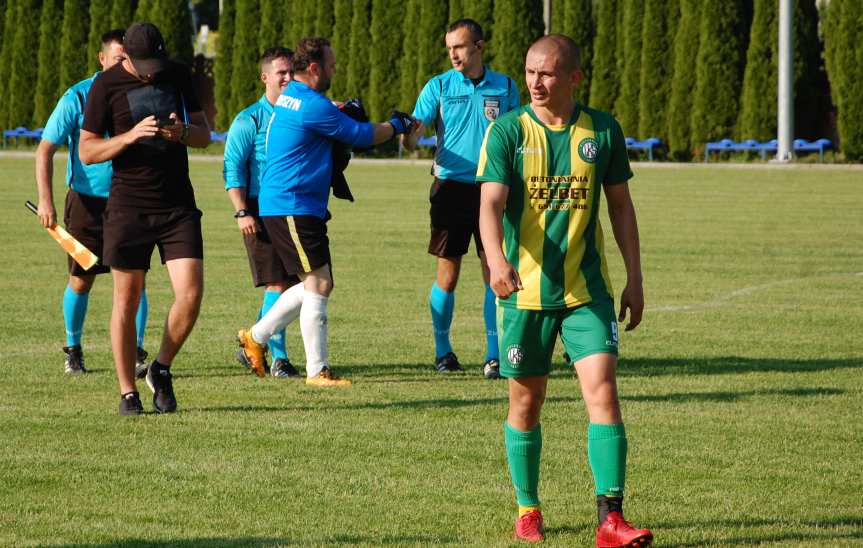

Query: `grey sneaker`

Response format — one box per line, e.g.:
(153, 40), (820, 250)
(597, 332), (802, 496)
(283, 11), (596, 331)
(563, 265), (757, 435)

(134, 347), (149, 379)
(146, 362), (177, 413)
(119, 392), (143, 416)
(271, 358), (300, 378)
(483, 358), (502, 379)
(237, 348), (272, 375)
(434, 352), (462, 372)
(63, 345), (86, 375)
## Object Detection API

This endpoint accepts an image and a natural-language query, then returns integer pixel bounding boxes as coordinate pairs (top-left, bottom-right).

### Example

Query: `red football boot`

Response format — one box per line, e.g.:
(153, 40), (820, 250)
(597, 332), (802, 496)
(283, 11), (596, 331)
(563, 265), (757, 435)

(595, 511), (653, 547)
(514, 509), (545, 543)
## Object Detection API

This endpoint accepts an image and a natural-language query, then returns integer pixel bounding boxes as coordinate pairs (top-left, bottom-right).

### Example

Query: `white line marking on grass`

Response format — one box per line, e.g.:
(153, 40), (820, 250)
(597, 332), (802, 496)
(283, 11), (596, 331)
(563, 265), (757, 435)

(648, 272), (863, 312)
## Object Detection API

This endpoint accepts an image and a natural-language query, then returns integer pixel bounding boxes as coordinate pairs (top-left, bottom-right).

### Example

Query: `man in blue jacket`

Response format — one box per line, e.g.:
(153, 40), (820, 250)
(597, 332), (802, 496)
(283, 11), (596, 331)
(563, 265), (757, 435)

(237, 37), (418, 386)
(223, 46), (300, 379)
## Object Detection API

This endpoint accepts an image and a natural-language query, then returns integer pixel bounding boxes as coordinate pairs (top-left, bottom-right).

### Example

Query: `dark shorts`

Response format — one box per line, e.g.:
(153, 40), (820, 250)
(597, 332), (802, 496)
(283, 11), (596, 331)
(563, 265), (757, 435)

(428, 178), (483, 258)
(63, 190), (110, 276)
(262, 215), (331, 277)
(241, 199), (298, 288)
(102, 207), (204, 270)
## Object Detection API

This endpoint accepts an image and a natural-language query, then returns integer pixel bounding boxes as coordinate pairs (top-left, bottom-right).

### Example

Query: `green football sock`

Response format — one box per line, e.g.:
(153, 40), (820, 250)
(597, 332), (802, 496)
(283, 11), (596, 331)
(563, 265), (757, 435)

(588, 422), (627, 496)
(504, 421), (542, 507)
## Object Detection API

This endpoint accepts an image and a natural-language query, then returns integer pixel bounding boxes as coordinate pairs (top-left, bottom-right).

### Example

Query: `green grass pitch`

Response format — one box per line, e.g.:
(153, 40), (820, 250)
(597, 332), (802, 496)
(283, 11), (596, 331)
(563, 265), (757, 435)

(1, 157), (861, 546)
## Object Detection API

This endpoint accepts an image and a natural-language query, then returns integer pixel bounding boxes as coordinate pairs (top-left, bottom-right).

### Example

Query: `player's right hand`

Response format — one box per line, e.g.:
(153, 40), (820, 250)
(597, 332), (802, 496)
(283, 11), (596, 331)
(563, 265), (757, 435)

(123, 115), (159, 145)
(489, 259), (522, 299)
(237, 215), (257, 236)
(37, 201), (56, 228)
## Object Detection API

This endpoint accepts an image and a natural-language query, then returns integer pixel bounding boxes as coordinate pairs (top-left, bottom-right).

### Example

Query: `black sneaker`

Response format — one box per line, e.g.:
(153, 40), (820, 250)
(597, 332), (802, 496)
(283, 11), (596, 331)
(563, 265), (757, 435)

(119, 392), (143, 416)
(134, 347), (149, 379)
(482, 358), (502, 379)
(146, 361), (177, 413)
(271, 358), (300, 378)
(434, 352), (462, 372)
(237, 348), (272, 375)
(62, 345), (87, 375)
(235, 348), (252, 371)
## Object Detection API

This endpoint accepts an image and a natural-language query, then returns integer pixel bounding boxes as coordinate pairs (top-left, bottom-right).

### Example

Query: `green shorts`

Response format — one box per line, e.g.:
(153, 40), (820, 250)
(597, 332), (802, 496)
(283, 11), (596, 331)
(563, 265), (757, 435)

(498, 298), (619, 378)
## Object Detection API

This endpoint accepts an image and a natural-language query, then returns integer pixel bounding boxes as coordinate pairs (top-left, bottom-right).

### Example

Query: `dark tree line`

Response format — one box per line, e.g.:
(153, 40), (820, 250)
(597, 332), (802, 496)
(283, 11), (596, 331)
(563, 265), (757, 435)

(1, 0), (859, 160)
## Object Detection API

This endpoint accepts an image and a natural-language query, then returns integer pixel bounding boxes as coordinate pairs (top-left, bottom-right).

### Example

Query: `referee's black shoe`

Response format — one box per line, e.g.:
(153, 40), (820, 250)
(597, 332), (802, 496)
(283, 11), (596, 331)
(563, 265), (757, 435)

(483, 358), (502, 379)
(63, 345), (87, 375)
(119, 391), (143, 416)
(134, 347), (149, 379)
(146, 361), (177, 413)
(272, 358), (300, 378)
(434, 352), (463, 372)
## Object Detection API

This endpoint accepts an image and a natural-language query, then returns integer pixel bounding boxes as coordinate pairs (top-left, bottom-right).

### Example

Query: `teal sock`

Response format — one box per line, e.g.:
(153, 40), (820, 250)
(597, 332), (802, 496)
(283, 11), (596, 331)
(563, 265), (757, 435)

(483, 284), (499, 361)
(588, 423), (627, 496)
(135, 289), (148, 348)
(62, 285), (89, 347)
(504, 421), (542, 507)
(262, 290), (287, 361)
(429, 283), (454, 358)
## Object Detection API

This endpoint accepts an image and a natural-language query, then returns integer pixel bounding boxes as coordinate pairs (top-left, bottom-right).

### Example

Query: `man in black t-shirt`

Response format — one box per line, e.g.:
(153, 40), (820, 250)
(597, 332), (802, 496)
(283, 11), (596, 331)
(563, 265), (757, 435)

(80, 22), (211, 416)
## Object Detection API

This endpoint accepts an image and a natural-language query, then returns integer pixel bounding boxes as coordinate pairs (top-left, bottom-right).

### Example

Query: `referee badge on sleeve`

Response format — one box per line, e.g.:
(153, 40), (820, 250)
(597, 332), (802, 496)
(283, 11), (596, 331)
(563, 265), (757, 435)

(484, 99), (500, 121)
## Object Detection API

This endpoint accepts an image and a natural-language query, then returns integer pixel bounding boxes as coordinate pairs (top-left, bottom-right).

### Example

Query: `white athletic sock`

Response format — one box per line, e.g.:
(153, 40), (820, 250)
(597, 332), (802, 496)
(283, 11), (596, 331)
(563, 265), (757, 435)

(251, 283), (304, 344)
(300, 290), (328, 378)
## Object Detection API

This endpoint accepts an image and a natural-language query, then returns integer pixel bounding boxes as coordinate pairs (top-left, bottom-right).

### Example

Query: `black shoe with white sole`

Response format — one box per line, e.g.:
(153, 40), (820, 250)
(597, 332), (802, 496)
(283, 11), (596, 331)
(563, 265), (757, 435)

(63, 345), (87, 375)
(146, 361), (177, 413)
(134, 347), (149, 379)
(119, 391), (143, 416)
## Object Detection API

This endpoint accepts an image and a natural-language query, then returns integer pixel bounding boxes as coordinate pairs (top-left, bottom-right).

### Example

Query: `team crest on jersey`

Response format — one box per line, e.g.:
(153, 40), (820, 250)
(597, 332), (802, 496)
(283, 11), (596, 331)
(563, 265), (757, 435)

(483, 99), (500, 121)
(578, 137), (599, 163)
(506, 344), (525, 367)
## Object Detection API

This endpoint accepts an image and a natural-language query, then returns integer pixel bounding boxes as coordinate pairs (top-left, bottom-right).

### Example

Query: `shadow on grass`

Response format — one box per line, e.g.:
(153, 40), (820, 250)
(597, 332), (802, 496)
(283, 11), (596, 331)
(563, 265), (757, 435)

(188, 384), (844, 414)
(59, 533), (460, 546)
(658, 515), (863, 547)
(624, 387), (844, 403)
(618, 356), (861, 377)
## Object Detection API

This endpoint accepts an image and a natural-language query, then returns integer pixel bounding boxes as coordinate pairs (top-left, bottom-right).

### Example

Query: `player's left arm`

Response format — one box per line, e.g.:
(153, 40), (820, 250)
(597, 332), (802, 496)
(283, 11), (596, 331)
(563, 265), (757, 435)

(604, 116), (642, 331)
(158, 67), (211, 147)
(604, 182), (643, 331)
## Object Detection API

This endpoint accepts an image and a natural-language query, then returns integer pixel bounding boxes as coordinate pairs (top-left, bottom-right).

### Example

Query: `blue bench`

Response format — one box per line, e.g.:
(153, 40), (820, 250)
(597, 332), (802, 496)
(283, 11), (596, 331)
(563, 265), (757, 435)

(417, 135), (436, 147)
(625, 137), (662, 161)
(2, 126), (28, 147)
(210, 131), (227, 143)
(706, 138), (833, 162)
(794, 138), (833, 163)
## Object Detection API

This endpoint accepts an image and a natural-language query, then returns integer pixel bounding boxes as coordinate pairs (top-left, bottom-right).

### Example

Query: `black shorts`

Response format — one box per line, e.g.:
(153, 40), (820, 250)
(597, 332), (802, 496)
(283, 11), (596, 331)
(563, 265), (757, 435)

(262, 215), (331, 277)
(102, 207), (204, 270)
(242, 198), (298, 287)
(63, 190), (110, 276)
(428, 178), (484, 258)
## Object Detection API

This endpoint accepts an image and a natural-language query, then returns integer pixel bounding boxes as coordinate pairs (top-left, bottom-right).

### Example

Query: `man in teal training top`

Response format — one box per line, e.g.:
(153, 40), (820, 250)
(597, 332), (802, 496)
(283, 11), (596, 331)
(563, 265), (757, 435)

(223, 46), (301, 379)
(35, 28), (149, 375)
(403, 18), (520, 378)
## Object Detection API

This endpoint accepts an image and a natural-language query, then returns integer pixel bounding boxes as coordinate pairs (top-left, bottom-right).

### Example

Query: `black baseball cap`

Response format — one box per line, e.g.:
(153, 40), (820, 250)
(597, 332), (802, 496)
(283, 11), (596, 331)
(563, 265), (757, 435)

(123, 22), (168, 76)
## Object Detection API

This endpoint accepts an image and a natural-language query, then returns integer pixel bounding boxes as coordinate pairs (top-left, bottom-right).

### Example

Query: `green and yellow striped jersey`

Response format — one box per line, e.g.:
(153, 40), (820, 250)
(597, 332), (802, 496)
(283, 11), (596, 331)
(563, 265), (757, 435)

(476, 103), (632, 311)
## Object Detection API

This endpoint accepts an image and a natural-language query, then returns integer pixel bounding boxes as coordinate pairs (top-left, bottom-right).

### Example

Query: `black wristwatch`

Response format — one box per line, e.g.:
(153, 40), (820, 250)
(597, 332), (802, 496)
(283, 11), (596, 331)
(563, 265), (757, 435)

(234, 209), (250, 218)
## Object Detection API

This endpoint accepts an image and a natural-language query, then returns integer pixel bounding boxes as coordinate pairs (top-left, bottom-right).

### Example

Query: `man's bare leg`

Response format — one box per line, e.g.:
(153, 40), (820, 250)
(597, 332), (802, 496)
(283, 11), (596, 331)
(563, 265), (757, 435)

(111, 268), (145, 395)
(156, 258), (204, 365)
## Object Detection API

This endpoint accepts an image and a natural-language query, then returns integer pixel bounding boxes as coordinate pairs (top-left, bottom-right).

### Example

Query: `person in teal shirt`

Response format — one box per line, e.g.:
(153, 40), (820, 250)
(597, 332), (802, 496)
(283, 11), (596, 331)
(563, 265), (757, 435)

(223, 46), (301, 378)
(34, 29), (149, 376)
(403, 19), (520, 378)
